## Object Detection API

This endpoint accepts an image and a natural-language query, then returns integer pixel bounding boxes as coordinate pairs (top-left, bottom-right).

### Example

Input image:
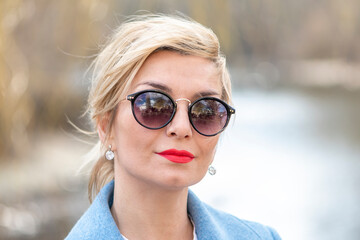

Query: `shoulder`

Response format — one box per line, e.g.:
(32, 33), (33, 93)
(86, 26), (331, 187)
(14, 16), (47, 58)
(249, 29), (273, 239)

(188, 190), (281, 240)
(65, 180), (122, 240)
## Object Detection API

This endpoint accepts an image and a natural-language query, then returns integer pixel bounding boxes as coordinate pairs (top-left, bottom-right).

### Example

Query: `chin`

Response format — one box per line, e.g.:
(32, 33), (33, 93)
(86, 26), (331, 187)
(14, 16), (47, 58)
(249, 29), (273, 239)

(156, 171), (204, 190)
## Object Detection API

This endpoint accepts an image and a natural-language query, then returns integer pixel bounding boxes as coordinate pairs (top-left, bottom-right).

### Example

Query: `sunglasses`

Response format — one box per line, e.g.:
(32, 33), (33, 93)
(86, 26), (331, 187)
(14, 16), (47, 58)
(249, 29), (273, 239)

(126, 90), (235, 136)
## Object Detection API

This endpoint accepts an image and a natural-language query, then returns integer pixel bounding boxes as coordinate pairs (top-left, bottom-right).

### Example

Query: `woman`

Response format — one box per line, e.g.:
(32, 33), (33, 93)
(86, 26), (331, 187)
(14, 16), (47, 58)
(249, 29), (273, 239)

(66, 14), (281, 240)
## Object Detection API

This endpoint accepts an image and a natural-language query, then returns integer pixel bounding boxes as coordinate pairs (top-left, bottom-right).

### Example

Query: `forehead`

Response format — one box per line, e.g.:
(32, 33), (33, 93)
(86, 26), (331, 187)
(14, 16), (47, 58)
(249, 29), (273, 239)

(130, 51), (221, 97)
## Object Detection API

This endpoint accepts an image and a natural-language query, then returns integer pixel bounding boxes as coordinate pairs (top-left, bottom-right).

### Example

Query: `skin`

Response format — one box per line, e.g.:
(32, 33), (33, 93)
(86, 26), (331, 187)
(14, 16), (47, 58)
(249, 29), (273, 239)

(98, 51), (222, 240)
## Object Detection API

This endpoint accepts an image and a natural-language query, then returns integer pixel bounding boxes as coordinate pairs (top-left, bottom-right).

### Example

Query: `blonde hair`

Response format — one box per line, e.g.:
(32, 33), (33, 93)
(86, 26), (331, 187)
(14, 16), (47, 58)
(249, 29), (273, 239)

(86, 13), (232, 202)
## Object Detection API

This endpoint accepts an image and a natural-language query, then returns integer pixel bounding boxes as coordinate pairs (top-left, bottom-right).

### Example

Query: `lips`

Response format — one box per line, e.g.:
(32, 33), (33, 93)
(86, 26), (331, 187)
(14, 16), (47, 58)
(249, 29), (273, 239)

(156, 149), (194, 163)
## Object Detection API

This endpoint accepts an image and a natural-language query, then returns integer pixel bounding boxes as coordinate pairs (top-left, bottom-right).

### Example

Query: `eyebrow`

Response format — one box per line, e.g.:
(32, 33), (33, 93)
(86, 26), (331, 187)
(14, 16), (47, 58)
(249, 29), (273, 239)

(136, 81), (172, 94)
(193, 90), (220, 99)
(136, 81), (221, 99)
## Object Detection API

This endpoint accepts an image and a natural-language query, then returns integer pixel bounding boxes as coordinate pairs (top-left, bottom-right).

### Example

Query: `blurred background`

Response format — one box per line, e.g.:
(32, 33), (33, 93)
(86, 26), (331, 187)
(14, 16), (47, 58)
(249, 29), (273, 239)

(0, 0), (359, 239)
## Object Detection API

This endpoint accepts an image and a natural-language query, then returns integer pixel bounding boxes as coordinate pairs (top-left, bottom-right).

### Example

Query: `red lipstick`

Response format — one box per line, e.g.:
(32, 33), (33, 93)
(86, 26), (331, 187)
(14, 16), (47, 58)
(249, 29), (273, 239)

(156, 149), (194, 163)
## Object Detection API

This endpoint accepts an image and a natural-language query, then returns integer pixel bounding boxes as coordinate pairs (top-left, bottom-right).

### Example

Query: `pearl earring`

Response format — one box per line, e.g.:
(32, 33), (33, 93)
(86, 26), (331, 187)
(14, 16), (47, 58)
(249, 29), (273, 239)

(105, 144), (115, 160)
(208, 165), (216, 175)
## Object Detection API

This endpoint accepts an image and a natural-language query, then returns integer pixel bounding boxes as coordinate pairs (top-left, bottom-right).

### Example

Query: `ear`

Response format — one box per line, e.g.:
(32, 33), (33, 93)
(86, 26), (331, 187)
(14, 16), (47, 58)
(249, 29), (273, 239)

(97, 113), (112, 145)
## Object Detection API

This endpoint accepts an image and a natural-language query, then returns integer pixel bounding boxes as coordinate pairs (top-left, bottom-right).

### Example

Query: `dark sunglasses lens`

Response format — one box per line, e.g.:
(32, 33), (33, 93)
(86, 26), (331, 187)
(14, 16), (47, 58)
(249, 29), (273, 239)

(191, 99), (228, 135)
(133, 92), (174, 128)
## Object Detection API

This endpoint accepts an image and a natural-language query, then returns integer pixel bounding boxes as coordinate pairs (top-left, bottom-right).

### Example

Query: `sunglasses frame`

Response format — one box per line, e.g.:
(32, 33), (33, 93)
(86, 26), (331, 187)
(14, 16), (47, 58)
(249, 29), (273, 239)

(127, 89), (235, 136)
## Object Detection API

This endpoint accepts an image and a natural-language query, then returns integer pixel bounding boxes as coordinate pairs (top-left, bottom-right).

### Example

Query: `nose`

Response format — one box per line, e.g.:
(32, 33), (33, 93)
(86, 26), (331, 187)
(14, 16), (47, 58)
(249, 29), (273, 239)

(166, 100), (192, 138)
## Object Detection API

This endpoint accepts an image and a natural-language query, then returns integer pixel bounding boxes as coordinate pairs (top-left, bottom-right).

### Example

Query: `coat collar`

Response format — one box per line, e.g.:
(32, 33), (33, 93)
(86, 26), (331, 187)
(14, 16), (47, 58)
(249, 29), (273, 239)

(67, 180), (220, 239)
(65, 180), (121, 239)
(187, 189), (227, 239)
(66, 180), (279, 240)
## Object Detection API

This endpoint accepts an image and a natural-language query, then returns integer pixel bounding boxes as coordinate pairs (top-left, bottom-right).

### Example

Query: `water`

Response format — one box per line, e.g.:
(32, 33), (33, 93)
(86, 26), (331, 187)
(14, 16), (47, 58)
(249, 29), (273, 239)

(192, 88), (360, 240)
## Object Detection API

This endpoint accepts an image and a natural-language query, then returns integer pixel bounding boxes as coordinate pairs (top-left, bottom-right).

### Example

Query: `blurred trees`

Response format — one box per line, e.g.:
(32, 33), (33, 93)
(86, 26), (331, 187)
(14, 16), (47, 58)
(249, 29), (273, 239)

(0, 0), (359, 158)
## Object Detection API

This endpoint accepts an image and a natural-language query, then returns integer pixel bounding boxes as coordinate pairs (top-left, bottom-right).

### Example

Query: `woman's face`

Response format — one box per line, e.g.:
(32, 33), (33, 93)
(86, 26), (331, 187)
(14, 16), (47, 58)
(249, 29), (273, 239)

(110, 51), (222, 190)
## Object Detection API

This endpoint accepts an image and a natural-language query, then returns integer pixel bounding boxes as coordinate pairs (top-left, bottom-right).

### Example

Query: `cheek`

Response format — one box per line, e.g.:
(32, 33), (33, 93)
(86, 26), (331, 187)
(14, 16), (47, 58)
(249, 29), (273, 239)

(111, 105), (157, 162)
(111, 105), (141, 154)
(189, 137), (219, 185)
(199, 137), (219, 164)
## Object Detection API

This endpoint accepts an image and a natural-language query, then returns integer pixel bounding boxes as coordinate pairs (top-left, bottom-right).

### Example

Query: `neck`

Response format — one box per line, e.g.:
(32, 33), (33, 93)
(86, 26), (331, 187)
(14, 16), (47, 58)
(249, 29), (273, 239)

(111, 173), (193, 240)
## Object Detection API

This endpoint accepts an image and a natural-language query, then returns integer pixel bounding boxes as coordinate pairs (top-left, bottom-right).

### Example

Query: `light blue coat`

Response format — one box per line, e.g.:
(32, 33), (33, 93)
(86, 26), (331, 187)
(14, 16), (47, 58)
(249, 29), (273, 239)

(66, 180), (281, 239)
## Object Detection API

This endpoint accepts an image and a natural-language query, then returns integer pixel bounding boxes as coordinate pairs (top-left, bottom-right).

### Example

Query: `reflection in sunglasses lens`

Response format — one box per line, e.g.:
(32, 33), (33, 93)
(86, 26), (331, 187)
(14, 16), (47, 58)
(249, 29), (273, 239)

(133, 92), (174, 128)
(191, 99), (227, 135)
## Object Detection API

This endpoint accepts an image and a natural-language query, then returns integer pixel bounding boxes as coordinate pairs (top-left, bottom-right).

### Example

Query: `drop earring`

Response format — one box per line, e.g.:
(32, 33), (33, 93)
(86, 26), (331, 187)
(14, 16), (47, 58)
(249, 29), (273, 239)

(105, 144), (115, 160)
(208, 165), (216, 175)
